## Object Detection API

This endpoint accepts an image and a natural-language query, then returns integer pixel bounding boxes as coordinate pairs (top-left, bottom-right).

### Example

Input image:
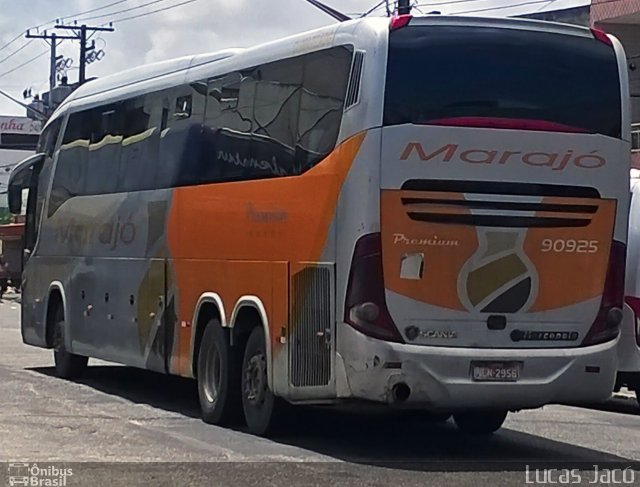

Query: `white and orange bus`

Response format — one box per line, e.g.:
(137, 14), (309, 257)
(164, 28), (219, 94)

(9, 15), (632, 435)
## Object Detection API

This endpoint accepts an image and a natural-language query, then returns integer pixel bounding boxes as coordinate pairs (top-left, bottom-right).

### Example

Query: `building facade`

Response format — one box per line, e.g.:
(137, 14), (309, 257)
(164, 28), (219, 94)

(592, 0), (640, 167)
(0, 116), (40, 223)
(521, 5), (590, 25)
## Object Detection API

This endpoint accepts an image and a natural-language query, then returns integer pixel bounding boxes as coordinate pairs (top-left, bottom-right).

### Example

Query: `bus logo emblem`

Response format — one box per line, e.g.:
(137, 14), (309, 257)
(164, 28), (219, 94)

(458, 230), (537, 314)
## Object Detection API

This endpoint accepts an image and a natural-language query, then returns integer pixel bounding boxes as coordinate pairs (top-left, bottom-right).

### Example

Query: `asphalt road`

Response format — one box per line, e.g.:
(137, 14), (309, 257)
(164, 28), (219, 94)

(0, 294), (639, 486)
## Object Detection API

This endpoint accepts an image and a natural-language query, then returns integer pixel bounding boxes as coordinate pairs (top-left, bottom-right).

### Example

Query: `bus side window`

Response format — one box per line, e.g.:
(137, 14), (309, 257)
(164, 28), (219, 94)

(24, 159), (44, 254)
(49, 111), (90, 216)
(199, 71), (256, 184)
(26, 118), (61, 250)
(297, 46), (352, 171)
(117, 94), (159, 193)
(251, 57), (303, 177)
(157, 85), (207, 188)
(85, 103), (122, 195)
(36, 118), (61, 158)
(198, 46), (353, 186)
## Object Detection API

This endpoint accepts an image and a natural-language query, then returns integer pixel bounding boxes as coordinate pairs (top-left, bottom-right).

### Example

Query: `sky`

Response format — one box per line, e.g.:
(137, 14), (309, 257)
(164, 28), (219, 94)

(0, 0), (589, 116)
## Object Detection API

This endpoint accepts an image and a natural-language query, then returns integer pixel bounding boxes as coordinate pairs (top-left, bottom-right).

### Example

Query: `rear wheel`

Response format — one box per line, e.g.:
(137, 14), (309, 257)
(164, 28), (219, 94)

(453, 410), (507, 435)
(241, 326), (287, 436)
(197, 319), (242, 425)
(52, 306), (87, 379)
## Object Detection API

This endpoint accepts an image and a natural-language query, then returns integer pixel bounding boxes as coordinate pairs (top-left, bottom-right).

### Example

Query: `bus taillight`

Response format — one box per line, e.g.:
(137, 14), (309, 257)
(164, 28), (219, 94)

(591, 28), (613, 47)
(390, 14), (412, 31)
(345, 233), (404, 343)
(582, 241), (625, 346)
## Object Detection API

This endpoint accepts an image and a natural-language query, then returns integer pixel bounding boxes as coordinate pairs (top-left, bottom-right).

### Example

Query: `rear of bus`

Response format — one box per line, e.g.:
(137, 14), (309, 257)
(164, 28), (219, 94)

(340, 17), (630, 418)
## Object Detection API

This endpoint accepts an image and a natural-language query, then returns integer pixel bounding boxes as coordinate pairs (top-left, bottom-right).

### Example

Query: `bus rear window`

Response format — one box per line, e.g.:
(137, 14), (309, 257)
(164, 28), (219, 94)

(384, 26), (622, 138)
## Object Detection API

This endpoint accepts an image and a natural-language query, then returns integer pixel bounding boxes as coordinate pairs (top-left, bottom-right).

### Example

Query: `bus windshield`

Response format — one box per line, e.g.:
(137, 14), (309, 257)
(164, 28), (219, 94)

(384, 25), (622, 138)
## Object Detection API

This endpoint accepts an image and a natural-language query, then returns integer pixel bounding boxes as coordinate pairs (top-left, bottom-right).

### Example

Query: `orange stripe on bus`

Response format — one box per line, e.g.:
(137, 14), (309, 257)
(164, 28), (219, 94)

(166, 132), (366, 376)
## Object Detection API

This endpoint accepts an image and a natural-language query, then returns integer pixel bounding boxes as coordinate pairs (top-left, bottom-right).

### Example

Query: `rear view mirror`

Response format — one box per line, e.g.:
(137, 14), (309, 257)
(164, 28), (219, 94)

(7, 153), (45, 214)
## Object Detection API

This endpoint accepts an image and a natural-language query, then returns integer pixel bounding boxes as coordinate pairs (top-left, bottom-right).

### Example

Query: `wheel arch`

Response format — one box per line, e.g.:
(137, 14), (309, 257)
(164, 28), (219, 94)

(230, 296), (273, 390)
(190, 292), (227, 378)
(45, 281), (68, 348)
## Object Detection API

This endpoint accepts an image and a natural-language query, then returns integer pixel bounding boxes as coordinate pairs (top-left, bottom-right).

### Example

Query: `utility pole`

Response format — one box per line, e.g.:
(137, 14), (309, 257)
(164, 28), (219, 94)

(54, 24), (115, 86)
(26, 30), (77, 111)
(385, 0), (392, 16)
(50, 33), (57, 94)
(397, 0), (412, 15)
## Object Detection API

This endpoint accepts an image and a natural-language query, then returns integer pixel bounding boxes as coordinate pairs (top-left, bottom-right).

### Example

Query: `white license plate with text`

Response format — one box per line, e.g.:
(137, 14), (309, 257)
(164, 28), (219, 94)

(471, 362), (521, 382)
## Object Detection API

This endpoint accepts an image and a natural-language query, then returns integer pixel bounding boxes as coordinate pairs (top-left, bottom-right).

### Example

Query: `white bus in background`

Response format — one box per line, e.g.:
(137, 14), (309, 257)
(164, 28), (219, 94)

(9, 15), (632, 436)
(618, 168), (640, 407)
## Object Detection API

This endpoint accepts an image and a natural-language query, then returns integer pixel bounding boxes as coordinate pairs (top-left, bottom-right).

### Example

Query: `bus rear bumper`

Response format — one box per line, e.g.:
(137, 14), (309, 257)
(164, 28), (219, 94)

(338, 326), (618, 410)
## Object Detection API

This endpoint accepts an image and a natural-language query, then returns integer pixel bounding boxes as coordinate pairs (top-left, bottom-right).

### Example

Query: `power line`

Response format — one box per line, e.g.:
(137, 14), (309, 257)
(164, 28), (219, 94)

(0, 40), (34, 67)
(75, 0), (171, 23)
(58, 0), (131, 21)
(534, 0), (558, 12)
(452, 0), (556, 15)
(301, 0), (351, 22)
(415, 0), (483, 8)
(0, 32), (26, 55)
(0, 50), (49, 81)
(360, 0), (388, 17)
(104, 0), (202, 24)
(414, 0), (609, 14)
(35, 0), (132, 30)
(0, 0), (128, 92)
(415, 0), (533, 8)
(0, 0), (131, 56)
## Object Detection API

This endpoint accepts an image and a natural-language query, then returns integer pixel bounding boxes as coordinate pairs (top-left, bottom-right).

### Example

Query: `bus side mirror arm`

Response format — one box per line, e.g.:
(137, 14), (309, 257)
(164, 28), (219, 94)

(8, 185), (22, 214)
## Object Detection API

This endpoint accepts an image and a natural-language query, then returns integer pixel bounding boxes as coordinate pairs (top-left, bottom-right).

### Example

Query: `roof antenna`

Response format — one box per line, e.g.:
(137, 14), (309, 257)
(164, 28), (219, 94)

(304, 0), (351, 22)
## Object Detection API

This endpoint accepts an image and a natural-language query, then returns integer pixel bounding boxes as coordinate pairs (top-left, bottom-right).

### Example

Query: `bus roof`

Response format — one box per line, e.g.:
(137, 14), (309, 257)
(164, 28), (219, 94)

(48, 15), (600, 125)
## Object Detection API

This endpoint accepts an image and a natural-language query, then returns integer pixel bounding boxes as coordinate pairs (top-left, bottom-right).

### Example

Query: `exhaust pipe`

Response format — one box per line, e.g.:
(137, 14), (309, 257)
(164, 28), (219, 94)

(391, 383), (411, 403)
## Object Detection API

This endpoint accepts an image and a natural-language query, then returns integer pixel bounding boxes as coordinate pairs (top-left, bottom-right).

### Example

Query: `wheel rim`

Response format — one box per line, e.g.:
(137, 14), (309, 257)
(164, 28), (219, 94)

(203, 343), (221, 404)
(244, 352), (267, 407)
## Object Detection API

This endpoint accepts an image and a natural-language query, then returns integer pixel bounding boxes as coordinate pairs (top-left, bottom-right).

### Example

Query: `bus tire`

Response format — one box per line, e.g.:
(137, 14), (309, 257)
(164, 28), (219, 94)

(52, 306), (88, 379)
(241, 326), (287, 436)
(453, 410), (507, 435)
(197, 319), (242, 425)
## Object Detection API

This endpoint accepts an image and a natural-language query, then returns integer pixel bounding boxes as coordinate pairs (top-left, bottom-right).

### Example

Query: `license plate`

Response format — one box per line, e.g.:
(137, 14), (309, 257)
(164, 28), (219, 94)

(471, 361), (521, 382)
